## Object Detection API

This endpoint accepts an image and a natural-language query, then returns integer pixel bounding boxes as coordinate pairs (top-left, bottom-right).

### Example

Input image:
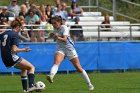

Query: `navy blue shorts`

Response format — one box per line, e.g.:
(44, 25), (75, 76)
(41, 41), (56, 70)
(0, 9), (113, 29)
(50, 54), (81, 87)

(2, 55), (22, 68)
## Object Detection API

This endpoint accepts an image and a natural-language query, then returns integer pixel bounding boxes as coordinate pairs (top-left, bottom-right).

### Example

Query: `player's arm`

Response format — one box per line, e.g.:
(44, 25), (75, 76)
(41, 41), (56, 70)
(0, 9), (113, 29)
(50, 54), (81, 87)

(12, 45), (31, 53)
(49, 32), (67, 42)
(55, 26), (68, 42)
(55, 35), (67, 42)
(49, 33), (55, 38)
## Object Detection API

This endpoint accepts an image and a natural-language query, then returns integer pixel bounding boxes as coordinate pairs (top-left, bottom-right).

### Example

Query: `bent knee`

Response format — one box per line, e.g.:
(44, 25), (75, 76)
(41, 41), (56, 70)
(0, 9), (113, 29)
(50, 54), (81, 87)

(31, 65), (35, 71)
(28, 64), (35, 71)
(77, 68), (83, 73)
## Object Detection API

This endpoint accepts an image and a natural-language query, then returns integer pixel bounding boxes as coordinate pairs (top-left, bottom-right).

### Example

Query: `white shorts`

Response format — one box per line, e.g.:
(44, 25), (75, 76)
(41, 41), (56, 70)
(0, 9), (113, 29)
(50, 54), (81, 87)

(56, 49), (78, 60)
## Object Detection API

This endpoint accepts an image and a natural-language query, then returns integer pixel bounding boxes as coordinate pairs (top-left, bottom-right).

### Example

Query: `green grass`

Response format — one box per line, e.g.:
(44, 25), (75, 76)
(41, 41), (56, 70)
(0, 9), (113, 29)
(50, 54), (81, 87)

(0, 72), (140, 93)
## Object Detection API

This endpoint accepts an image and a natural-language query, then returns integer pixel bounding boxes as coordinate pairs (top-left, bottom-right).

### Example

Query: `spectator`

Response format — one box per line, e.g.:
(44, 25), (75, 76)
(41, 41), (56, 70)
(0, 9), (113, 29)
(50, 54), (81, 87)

(31, 21), (45, 42)
(0, 7), (2, 14)
(29, 3), (41, 17)
(55, 0), (61, 5)
(19, 15), (27, 25)
(0, 19), (9, 32)
(53, 0), (64, 14)
(101, 14), (111, 31)
(70, 16), (84, 41)
(38, 5), (48, 22)
(25, 10), (40, 41)
(7, 0), (20, 17)
(53, 4), (66, 20)
(61, 2), (68, 20)
(44, 22), (53, 41)
(0, 6), (10, 24)
(25, 10), (40, 25)
(45, 4), (53, 21)
(69, 0), (83, 19)
(19, 15), (31, 42)
(19, 4), (28, 18)
(24, 0), (30, 10)
(101, 14), (112, 41)
(53, 0), (61, 11)
(20, 32), (31, 42)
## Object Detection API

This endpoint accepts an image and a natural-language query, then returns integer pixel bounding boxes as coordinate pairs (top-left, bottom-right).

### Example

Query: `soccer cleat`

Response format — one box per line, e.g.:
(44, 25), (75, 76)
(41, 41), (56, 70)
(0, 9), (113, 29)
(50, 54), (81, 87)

(88, 84), (94, 90)
(27, 86), (39, 92)
(23, 90), (28, 92)
(46, 75), (53, 83)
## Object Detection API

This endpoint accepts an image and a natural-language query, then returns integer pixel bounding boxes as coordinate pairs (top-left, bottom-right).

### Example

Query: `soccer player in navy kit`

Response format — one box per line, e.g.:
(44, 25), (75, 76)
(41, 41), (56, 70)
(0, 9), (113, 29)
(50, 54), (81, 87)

(47, 16), (94, 90)
(0, 18), (38, 92)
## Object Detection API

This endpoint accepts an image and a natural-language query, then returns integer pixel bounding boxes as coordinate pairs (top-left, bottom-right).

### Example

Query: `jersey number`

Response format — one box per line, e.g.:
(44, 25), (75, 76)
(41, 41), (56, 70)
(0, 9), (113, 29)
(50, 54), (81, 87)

(2, 34), (8, 46)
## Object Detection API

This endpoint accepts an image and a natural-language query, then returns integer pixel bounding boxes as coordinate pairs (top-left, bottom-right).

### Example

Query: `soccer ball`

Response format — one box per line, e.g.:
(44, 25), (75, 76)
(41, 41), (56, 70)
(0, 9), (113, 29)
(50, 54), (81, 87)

(35, 81), (46, 91)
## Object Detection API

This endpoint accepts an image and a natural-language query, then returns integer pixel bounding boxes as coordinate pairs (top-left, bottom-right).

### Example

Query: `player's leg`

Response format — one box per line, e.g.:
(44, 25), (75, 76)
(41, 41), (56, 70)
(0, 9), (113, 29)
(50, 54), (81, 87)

(21, 70), (28, 92)
(15, 59), (35, 91)
(47, 51), (65, 83)
(70, 57), (94, 90)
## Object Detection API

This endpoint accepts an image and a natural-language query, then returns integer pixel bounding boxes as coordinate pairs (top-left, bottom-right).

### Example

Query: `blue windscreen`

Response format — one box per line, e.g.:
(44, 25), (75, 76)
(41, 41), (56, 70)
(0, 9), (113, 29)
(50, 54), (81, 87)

(0, 42), (140, 72)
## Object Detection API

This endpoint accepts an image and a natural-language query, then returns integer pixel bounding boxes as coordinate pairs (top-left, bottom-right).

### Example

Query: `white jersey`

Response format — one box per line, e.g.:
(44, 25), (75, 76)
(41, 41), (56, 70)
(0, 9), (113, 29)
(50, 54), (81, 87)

(53, 25), (75, 51)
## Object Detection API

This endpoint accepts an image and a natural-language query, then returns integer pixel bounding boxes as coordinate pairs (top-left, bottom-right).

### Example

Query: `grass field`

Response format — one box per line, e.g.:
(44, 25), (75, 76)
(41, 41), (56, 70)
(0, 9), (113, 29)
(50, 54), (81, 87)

(0, 72), (140, 93)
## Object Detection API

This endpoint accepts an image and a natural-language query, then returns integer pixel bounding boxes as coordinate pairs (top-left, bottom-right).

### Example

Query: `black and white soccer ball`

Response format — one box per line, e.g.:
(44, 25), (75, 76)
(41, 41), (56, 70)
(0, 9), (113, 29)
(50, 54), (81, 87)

(35, 81), (46, 91)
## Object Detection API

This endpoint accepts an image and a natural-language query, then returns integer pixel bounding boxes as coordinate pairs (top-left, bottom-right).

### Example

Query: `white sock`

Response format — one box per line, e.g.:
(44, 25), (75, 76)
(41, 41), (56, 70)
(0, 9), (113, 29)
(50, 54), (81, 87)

(50, 64), (59, 77)
(81, 69), (92, 85)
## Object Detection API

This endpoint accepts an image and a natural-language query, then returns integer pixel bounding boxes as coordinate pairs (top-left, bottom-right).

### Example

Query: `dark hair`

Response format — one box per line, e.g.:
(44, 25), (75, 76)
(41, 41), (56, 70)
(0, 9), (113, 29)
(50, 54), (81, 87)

(46, 4), (51, 8)
(71, 2), (78, 9)
(35, 21), (40, 24)
(28, 10), (35, 15)
(10, 17), (22, 28)
(50, 16), (63, 24)
(56, 4), (60, 8)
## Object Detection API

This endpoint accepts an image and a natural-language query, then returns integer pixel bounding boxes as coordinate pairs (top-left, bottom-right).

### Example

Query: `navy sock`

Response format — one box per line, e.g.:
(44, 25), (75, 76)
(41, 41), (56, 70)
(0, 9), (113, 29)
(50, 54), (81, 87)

(28, 74), (35, 88)
(21, 76), (28, 91)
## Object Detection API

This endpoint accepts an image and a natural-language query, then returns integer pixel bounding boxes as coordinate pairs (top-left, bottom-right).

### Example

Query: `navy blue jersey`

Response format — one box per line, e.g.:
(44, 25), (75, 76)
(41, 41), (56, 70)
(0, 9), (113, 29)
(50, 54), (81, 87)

(0, 30), (21, 67)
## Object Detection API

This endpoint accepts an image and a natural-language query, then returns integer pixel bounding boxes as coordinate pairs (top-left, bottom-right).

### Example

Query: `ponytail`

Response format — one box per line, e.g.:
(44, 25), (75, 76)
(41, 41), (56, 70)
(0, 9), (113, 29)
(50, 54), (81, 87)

(10, 17), (23, 28)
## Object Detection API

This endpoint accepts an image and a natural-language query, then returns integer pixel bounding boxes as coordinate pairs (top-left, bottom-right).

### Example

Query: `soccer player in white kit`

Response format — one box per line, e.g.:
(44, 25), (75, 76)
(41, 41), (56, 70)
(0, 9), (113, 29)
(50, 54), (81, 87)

(47, 16), (94, 90)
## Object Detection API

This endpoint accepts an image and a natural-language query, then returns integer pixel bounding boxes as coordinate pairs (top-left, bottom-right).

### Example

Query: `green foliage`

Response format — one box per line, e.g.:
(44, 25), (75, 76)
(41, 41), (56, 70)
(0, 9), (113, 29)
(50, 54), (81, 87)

(0, 0), (55, 6)
(99, 0), (112, 10)
(0, 0), (10, 5)
(0, 0), (139, 23)
(98, 0), (140, 23)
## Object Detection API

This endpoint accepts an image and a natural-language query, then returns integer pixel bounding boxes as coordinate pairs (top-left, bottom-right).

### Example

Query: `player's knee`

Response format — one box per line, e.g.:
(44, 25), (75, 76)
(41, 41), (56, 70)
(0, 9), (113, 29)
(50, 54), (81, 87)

(54, 61), (61, 65)
(29, 65), (35, 72)
(77, 68), (83, 73)
(21, 69), (27, 74)
(32, 65), (35, 71)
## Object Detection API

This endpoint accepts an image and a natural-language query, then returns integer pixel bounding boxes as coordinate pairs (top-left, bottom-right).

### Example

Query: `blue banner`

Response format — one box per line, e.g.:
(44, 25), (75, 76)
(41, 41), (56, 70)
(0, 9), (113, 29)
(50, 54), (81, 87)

(1, 42), (140, 72)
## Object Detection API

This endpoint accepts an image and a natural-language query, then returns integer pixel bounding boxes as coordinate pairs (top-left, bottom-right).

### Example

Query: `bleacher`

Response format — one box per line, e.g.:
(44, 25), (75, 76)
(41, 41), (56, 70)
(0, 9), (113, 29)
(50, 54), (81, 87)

(66, 12), (140, 41)
(1, 11), (140, 42)
(68, 16), (114, 22)
(0, 0), (139, 42)
(83, 12), (102, 16)
(19, 11), (139, 41)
